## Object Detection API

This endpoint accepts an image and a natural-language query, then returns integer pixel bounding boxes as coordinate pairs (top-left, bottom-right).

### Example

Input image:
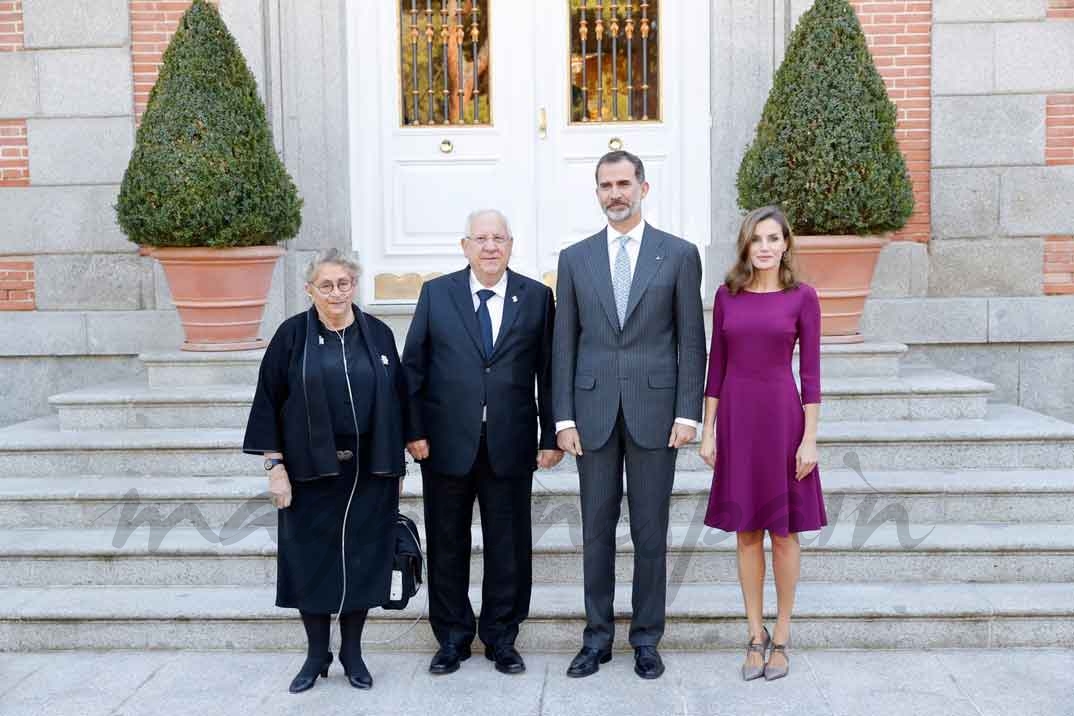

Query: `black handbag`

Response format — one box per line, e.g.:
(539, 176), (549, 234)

(383, 513), (423, 610)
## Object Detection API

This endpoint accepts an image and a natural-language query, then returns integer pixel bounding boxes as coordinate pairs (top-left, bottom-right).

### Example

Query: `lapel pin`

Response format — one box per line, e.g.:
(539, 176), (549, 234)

(512, 295), (518, 303)
(318, 335), (324, 345)
(381, 354), (389, 366)
(655, 256), (663, 261)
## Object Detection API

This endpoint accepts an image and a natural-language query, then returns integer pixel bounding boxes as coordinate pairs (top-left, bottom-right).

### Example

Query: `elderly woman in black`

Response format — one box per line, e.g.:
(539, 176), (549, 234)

(243, 249), (407, 693)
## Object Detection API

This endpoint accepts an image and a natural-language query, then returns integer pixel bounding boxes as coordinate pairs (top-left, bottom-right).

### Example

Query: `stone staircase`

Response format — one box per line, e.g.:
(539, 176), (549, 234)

(1, 344), (1073, 652)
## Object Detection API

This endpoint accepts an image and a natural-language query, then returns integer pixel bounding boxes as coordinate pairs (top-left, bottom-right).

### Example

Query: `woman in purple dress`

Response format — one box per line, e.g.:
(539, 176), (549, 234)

(699, 205), (826, 682)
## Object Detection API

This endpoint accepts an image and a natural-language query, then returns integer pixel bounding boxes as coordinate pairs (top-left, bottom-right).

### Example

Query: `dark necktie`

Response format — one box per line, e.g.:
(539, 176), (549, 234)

(476, 289), (495, 358)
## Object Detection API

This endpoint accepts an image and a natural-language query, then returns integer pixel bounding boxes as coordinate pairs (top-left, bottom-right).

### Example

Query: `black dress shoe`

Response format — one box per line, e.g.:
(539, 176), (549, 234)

(288, 652), (332, 693)
(429, 643), (472, 675)
(339, 651), (373, 689)
(633, 645), (665, 680)
(484, 644), (526, 674)
(566, 646), (612, 678)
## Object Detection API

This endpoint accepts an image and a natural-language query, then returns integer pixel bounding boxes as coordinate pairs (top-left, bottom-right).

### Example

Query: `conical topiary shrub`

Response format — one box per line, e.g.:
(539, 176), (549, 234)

(736, 0), (913, 235)
(116, 0), (301, 247)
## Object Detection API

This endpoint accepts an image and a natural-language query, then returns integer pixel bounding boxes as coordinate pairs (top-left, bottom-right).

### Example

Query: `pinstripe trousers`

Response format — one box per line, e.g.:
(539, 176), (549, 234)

(577, 407), (676, 650)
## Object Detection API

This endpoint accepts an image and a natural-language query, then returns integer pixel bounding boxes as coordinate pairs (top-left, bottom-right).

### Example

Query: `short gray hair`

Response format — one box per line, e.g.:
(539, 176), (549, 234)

(464, 209), (513, 239)
(304, 248), (361, 284)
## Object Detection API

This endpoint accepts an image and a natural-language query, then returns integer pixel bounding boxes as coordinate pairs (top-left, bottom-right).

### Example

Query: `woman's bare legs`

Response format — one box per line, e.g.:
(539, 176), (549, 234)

(769, 531), (801, 668)
(736, 529), (766, 669)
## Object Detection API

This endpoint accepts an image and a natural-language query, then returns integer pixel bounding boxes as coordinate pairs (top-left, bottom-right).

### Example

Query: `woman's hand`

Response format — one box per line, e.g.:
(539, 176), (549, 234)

(795, 439), (818, 480)
(699, 427), (717, 469)
(268, 465), (292, 509)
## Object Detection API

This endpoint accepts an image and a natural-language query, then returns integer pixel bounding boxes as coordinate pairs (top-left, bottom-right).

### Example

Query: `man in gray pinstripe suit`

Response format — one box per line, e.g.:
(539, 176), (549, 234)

(552, 150), (707, 680)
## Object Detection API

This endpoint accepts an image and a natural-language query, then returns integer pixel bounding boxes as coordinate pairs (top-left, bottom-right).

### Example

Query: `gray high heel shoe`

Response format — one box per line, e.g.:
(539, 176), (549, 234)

(741, 627), (770, 681)
(764, 641), (789, 681)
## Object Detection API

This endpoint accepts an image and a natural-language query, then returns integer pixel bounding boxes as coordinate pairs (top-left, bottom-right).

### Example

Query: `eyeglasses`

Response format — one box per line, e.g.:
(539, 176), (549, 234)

(465, 235), (512, 246)
(311, 278), (356, 296)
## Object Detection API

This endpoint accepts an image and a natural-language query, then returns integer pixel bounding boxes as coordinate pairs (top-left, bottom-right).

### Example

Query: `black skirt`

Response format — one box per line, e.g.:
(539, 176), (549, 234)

(275, 435), (399, 614)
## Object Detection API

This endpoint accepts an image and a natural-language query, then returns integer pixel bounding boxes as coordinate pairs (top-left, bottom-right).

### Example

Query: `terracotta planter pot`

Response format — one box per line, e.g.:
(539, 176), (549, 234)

(151, 245), (284, 352)
(792, 235), (889, 344)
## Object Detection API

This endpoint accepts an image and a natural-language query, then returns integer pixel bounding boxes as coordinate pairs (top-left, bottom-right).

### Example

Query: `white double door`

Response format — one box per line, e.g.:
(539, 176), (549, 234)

(347, 1), (711, 305)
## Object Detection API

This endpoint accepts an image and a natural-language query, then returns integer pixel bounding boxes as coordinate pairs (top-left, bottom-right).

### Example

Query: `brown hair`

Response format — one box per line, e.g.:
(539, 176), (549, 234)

(724, 205), (801, 295)
(594, 149), (645, 184)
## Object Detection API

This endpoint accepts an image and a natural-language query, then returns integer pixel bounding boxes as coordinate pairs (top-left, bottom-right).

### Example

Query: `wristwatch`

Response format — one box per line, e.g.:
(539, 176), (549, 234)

(264, 458), (285, 471)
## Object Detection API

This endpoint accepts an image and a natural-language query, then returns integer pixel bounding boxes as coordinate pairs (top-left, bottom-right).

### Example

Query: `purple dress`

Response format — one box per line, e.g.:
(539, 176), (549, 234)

(703, 283), (827, 535)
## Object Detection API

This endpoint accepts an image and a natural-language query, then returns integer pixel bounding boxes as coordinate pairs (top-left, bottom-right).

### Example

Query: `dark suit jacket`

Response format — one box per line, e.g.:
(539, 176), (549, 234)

(551, 223), (706, 451)
(401, 267), (557, 477)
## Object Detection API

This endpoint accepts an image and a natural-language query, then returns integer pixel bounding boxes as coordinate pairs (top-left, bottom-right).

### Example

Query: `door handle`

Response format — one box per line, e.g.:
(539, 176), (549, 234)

(538, 107), (547, 139)
(608, 137), (623, 151)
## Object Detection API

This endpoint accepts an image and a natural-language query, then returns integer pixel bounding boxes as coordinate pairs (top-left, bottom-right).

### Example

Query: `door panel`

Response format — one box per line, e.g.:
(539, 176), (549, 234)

(534, 0), (709, 286)
(348, 1), (537, 305)
(346, 0), (709, 304)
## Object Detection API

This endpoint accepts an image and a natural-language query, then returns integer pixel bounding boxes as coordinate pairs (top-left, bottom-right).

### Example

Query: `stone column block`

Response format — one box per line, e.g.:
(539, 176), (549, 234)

(1000, 166), (1074, 236)
(933, 0), (1047, 22)
(996, 22), (1074, 94)
(928, 238), (1043, 297)
(933, 95), (1046, 168)
(932, 169), (1000, 239)
(0, 53), (39, 119)
(26, 117), (133, 185)
(38, 49), (133, 116)
(34, 254), (145, 310)
(23, 0), (129, 49)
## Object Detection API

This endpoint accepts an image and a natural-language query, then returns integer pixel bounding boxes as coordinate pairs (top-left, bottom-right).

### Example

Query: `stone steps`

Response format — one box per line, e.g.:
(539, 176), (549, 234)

(2, 469), (1073, 529)
(45, 365), (993, 430)
(4, 342), (1072, 655)
(3, 521), (1073, 587)
(3, 404), (1072, 476)
(140, 350), (264, 388)
(2, 581), (1072, 651)
(49, 381), (254, 431)
(815, 367), (992, 421)
(135, 343), (910, 388)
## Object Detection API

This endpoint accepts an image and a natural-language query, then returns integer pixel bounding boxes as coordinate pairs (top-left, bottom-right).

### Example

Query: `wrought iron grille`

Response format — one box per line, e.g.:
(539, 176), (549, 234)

(399, 0), (491, 126)
(570, 0), (660, 123)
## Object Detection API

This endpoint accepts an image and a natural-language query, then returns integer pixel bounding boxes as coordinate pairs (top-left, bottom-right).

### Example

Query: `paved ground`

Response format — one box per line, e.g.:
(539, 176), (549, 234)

(1, 649), (1072, 716)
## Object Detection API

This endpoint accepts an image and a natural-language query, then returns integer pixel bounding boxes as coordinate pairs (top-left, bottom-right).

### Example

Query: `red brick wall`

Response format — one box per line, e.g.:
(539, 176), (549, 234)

(0, 0), (23, 51)
(0, 3), (30, 310)
(1049, 1), (1074, 20)
(0, 119), (29, 187)
(131, 0), (218, 123)
(0, 1), (28, 188)
(1045, 236), (1074, 295)
(850, 1), (932, 245)
(1044, 96), (1074, 293)
(0, 259), (35, 311)
(1046, 94), (1074, 167)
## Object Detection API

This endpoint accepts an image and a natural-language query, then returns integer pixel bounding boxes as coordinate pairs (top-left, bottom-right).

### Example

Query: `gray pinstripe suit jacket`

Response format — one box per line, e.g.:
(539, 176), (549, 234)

(551, 223), (707, 451)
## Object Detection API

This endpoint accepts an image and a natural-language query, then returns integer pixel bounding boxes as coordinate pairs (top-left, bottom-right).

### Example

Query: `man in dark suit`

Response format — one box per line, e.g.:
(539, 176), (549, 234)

(402, 209), (563, 676)
(552, 151), (706, 680)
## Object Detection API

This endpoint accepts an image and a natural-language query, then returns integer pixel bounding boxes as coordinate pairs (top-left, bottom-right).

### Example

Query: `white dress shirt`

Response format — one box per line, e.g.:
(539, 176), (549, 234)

(555, 221), (699, 434)
(470, 270), (508, 345)
(471, 270), (508, 421)
(607, 220), (646, 277)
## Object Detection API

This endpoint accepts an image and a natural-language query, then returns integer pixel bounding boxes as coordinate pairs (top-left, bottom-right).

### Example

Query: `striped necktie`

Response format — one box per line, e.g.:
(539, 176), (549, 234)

(612, 235), (631, 326)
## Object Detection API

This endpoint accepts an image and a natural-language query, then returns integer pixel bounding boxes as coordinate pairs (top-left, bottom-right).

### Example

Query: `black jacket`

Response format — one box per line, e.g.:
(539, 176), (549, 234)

(401, 267), (557, 477)
(243, 306), (407, 481)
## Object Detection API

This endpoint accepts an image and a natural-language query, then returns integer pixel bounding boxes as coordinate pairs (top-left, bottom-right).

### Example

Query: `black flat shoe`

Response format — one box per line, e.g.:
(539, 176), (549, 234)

(339, 651), (373, 689)
(566, 646), (612, 678)
(288, 652), (332, 693)
(429, 643), (471, 675)
(484, 644), (526, 674)
(633, 645), (665, 680)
